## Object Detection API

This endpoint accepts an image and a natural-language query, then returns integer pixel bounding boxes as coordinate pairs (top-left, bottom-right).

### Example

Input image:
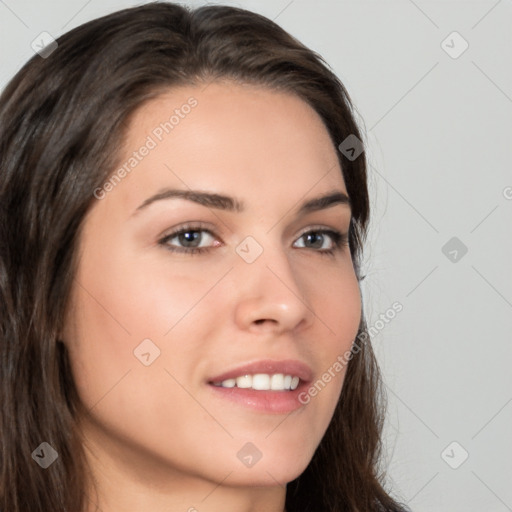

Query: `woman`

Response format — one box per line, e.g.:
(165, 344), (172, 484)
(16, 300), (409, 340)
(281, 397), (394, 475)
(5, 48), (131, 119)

(0, 3), (410, 511)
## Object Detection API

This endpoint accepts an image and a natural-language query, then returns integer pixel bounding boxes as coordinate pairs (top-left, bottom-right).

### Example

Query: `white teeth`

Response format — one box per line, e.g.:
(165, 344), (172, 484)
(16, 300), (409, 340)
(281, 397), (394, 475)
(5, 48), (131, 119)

(270, 374), (284, 390)
(252, 374), (270, 390)
(214, 373), (301, 391)
(236, 375), (252, 388)
(221, 378), (236, 388)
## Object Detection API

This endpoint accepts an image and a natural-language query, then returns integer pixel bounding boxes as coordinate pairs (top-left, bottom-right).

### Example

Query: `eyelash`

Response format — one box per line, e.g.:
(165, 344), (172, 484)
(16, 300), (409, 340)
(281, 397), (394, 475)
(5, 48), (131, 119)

(158, 223), (349, 257)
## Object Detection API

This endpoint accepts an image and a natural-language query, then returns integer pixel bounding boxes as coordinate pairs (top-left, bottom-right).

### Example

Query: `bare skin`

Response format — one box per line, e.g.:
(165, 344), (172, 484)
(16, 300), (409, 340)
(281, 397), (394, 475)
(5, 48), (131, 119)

(61, 81), (361, 512)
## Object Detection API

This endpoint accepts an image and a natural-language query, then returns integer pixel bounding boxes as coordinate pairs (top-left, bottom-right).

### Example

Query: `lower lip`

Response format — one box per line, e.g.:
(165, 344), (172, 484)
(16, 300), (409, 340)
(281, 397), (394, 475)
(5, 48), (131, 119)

(207, 382), (309, 414)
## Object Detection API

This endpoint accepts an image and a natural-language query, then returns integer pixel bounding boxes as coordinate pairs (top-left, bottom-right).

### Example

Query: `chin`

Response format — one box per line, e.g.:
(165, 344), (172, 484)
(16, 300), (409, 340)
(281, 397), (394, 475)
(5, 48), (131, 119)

(227, 465), (309, 488)
(214, 447), (314, 488)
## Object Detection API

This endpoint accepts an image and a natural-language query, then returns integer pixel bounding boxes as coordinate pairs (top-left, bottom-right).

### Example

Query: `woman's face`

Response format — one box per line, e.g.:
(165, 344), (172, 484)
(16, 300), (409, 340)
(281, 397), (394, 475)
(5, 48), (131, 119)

(62, 81), (361, 495)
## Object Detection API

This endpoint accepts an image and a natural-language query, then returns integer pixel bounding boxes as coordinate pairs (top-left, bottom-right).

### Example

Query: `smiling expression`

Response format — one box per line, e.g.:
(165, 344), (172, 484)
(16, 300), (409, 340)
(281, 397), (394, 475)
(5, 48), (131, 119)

(62, 80), (362, 492)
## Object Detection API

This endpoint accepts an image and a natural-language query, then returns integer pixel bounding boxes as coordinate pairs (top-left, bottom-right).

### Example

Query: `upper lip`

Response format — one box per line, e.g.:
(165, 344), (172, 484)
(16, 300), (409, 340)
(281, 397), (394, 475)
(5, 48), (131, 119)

(208, 359), (313, 384)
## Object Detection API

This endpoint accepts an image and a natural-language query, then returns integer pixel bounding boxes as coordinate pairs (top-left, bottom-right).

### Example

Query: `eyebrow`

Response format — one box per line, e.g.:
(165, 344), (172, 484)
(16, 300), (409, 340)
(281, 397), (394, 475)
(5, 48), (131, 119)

(133, 188), (351, 217)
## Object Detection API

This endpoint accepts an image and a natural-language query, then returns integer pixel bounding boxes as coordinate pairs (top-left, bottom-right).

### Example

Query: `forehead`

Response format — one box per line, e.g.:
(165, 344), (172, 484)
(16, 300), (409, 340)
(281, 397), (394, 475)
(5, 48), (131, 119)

(105, 81), (347, 217)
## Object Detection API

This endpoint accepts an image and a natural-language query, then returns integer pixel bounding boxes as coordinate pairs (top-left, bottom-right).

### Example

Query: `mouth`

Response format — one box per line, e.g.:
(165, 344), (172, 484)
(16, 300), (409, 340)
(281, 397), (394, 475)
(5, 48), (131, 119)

(211, 373), (301, 391)
(207, 359), (313, 414)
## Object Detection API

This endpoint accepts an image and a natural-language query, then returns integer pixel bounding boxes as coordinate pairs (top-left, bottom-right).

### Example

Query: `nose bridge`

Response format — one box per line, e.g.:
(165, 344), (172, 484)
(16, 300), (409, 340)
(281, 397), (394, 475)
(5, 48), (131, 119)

(232, 231), (314, 331)
(235, 232), (299, 291)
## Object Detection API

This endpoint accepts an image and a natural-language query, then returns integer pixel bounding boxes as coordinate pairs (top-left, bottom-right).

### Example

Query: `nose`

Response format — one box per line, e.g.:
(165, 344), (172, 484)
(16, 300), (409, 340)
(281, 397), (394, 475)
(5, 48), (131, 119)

(232, 240), (317, 335)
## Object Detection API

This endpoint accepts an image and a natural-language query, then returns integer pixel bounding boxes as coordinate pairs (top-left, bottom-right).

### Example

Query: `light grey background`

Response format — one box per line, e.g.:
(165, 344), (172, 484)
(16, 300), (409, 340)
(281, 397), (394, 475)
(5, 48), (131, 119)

(1, 1), (511, 510)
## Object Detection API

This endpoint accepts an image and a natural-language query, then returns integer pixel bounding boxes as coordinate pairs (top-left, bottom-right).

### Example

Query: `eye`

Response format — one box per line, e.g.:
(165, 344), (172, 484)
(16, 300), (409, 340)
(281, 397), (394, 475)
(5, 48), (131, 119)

(293, 228), (349, 256)
(158, 223), (217, 255)
(158, 224), (349, 256)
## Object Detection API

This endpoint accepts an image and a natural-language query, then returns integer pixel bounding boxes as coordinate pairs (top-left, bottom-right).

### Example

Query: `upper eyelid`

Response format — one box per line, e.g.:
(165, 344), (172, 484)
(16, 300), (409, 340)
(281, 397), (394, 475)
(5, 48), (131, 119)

(159, 223), (346, 245)
(159, 222), (215, 240)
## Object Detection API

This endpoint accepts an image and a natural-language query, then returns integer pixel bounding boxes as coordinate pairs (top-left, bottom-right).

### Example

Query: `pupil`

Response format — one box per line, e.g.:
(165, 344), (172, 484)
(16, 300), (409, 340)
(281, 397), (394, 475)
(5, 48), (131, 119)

(306, 233), (322, 248)
(180, 231), (200, 247)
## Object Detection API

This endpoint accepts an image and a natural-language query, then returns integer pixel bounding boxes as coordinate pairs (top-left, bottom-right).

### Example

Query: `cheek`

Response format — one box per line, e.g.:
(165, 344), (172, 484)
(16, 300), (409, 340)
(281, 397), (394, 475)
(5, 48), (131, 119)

(63, 252), (226, 461)
(301, 262), (362, 406)
(79, 224), (223, 329)
(65, 237), (233, 414)
(64, 245), (199, 404)
(310, 260), (362, 347)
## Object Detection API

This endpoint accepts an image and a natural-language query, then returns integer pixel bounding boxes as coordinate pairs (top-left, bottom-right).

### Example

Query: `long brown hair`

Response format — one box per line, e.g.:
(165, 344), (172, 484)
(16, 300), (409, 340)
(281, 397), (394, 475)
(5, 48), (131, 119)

(0, 3), (409, 511)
